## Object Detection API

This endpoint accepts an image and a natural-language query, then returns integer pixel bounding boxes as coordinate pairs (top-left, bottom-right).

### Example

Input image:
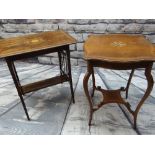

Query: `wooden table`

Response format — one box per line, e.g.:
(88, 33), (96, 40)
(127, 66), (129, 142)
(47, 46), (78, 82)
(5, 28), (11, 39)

(0, 30), (76, 120)
(83, 34), (155, 129)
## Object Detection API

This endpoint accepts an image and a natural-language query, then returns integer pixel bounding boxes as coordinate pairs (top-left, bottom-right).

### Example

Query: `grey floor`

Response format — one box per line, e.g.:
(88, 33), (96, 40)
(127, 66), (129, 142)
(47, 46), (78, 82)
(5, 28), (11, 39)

(0, 61), (155, 135)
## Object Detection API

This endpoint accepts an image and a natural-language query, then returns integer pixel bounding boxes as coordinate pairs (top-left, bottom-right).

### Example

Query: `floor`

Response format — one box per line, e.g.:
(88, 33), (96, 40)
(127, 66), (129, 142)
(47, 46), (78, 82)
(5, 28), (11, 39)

(0, 61), (155, 135)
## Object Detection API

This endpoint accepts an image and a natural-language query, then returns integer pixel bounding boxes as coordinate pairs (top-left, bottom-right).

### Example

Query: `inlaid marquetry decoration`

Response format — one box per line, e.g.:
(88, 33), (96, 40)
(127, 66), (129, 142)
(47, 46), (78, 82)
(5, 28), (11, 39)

(111, 41), (127, 47)
(0, 30), (77, 121)
(30, 39), (40, 43)
(84, 34), (155, 130)
(25, 38), (43, 45)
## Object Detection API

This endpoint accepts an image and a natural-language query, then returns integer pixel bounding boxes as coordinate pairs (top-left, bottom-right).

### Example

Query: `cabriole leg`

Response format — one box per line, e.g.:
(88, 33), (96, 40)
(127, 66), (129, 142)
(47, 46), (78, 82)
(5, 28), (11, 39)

(133, 65), (154, 129)
(83, 62), (94, 125)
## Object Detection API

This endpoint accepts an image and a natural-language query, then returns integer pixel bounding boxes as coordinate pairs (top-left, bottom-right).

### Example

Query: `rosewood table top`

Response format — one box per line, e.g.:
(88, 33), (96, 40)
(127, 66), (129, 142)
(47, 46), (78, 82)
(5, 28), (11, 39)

(0, 30), (76, 58)
(84, 34), (155, 62)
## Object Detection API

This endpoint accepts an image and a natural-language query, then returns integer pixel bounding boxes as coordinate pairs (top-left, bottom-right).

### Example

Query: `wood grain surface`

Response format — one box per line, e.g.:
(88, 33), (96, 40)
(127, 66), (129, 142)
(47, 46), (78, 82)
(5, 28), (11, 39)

(0, 30), (76, 58)
(84, 34), (155, 62)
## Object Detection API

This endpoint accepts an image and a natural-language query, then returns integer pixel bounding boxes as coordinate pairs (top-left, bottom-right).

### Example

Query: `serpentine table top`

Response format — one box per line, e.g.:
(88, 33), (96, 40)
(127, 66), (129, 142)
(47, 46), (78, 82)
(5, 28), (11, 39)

(84, 34), (155, 62)
(83, 34), (155, 129)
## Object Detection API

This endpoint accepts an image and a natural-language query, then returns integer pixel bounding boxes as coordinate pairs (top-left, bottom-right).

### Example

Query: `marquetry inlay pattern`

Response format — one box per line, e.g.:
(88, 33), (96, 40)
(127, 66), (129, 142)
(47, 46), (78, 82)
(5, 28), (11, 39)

(111, 41), (127, 47)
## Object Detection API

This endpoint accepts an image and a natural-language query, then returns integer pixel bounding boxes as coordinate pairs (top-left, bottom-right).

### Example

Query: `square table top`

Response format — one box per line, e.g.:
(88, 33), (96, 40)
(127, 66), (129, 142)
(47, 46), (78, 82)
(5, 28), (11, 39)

(84, 34), (155, 62)
(0, 30), (76, 58)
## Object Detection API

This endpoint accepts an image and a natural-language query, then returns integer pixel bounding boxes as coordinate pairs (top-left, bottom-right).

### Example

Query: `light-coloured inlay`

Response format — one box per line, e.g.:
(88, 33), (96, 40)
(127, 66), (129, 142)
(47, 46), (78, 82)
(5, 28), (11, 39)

(25, 38), (43, 45)
(111, 41), (127, 47)
(31, 39), (40, 43)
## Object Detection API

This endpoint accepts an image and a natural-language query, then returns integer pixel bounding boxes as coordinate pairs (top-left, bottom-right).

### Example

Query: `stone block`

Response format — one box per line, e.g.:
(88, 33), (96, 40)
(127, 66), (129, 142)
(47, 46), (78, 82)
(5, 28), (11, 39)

(22, 57), (39, 63)
(3, 24), (31, 33)
(7, 19), (27, 24)
(134, 19), (147, 24)
(26, 19), (36, 24)
(69, 44), (76, 51)
(70, 58), (78, 66)
(143, 24), (155, 33)
(0, 19), (35, 24)
(90, 19), (106, 24)
(145, 35), (155, 43)
(3, 24), (19, 33)
(74, 24), (107, 33)
(145, 19), (155, 24)
(107, 24), (124, 33)
(122, 19), (134, 24)
(45, 52), (58, 57)
(70, 51), (84, 59)
(38, 56), (52, 64)
(0, 32), (26, 38)
(67, 19), (90, 24)
(27, 24), (44, 32)
(122, 23), (143, 33)
(104, 19), (124, 24)
(51, 57), (78, 66)
(59, 24), (74, 31)
(76, 43), (84, 51)
(0, 19), (8, 24)
(46, 51), (84, 59)
(3, 24), (29, 33)
(83, 33), (91, 40)
(16, 24), (29, 33)
(36, 19), (65, 24)
(69, 33), (83, 42)
(78, 59), (87, 66)
(51, 57), (59, 65)
(27, 24), (58, 32)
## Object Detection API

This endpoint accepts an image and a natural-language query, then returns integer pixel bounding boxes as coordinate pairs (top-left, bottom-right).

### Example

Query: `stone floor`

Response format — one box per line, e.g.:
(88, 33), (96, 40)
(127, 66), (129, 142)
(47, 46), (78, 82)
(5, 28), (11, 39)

(0, 61), (155, 135)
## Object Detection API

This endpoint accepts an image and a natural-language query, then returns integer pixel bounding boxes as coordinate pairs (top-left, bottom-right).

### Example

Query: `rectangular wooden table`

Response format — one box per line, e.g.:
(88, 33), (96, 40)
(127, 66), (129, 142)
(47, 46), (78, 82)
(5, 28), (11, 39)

(0, 30), (76, 120)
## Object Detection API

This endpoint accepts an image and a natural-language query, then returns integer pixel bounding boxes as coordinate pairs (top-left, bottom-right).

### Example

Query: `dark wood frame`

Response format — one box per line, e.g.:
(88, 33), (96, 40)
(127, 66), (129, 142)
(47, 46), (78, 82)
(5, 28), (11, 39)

(5, 45), (75, 121)
(83, 60), (154, 129)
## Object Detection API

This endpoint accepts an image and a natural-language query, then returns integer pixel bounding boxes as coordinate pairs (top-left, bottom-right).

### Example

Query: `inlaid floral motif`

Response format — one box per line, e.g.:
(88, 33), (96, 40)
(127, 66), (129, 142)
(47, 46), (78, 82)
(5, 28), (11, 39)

(111, 41), (127, 47)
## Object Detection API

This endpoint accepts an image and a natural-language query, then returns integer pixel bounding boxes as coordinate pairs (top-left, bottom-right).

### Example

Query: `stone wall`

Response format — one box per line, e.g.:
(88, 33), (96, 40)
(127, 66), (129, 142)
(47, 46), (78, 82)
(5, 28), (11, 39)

(1, 19), (155, 66)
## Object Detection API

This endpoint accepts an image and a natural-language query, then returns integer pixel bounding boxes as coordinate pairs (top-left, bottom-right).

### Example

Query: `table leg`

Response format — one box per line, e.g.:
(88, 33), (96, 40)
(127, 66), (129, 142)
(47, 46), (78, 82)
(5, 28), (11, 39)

(6, 59), (30, 120)
(58, 51), (64, 84)
(133, 65), (154, 129)
(91, 68), (96, 97)
(66, 46), (75, 103)
(83, 63), (94, 125)
(58, 51), (62, 76)
(125, 69), (134, 99)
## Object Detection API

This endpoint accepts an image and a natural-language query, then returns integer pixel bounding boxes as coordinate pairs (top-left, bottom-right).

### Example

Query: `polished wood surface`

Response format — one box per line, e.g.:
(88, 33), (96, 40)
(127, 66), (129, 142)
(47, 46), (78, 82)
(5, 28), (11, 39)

(2, 30), (76, 120)
(22, 75), (69, 94)
(84, 34), (155, 62)
(83, 34), (155, 129)
(0, 30), (76, 58)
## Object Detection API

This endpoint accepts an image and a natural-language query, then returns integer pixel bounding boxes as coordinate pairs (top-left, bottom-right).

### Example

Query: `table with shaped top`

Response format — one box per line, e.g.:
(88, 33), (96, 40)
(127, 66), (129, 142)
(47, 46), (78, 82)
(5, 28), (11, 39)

(0, 30), (76, 120)
(83, 34), (155, 129)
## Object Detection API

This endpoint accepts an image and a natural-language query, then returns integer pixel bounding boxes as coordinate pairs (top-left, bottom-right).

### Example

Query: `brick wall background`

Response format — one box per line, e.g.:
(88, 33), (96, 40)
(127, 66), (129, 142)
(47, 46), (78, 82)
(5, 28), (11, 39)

(0, 19), (155, 66)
